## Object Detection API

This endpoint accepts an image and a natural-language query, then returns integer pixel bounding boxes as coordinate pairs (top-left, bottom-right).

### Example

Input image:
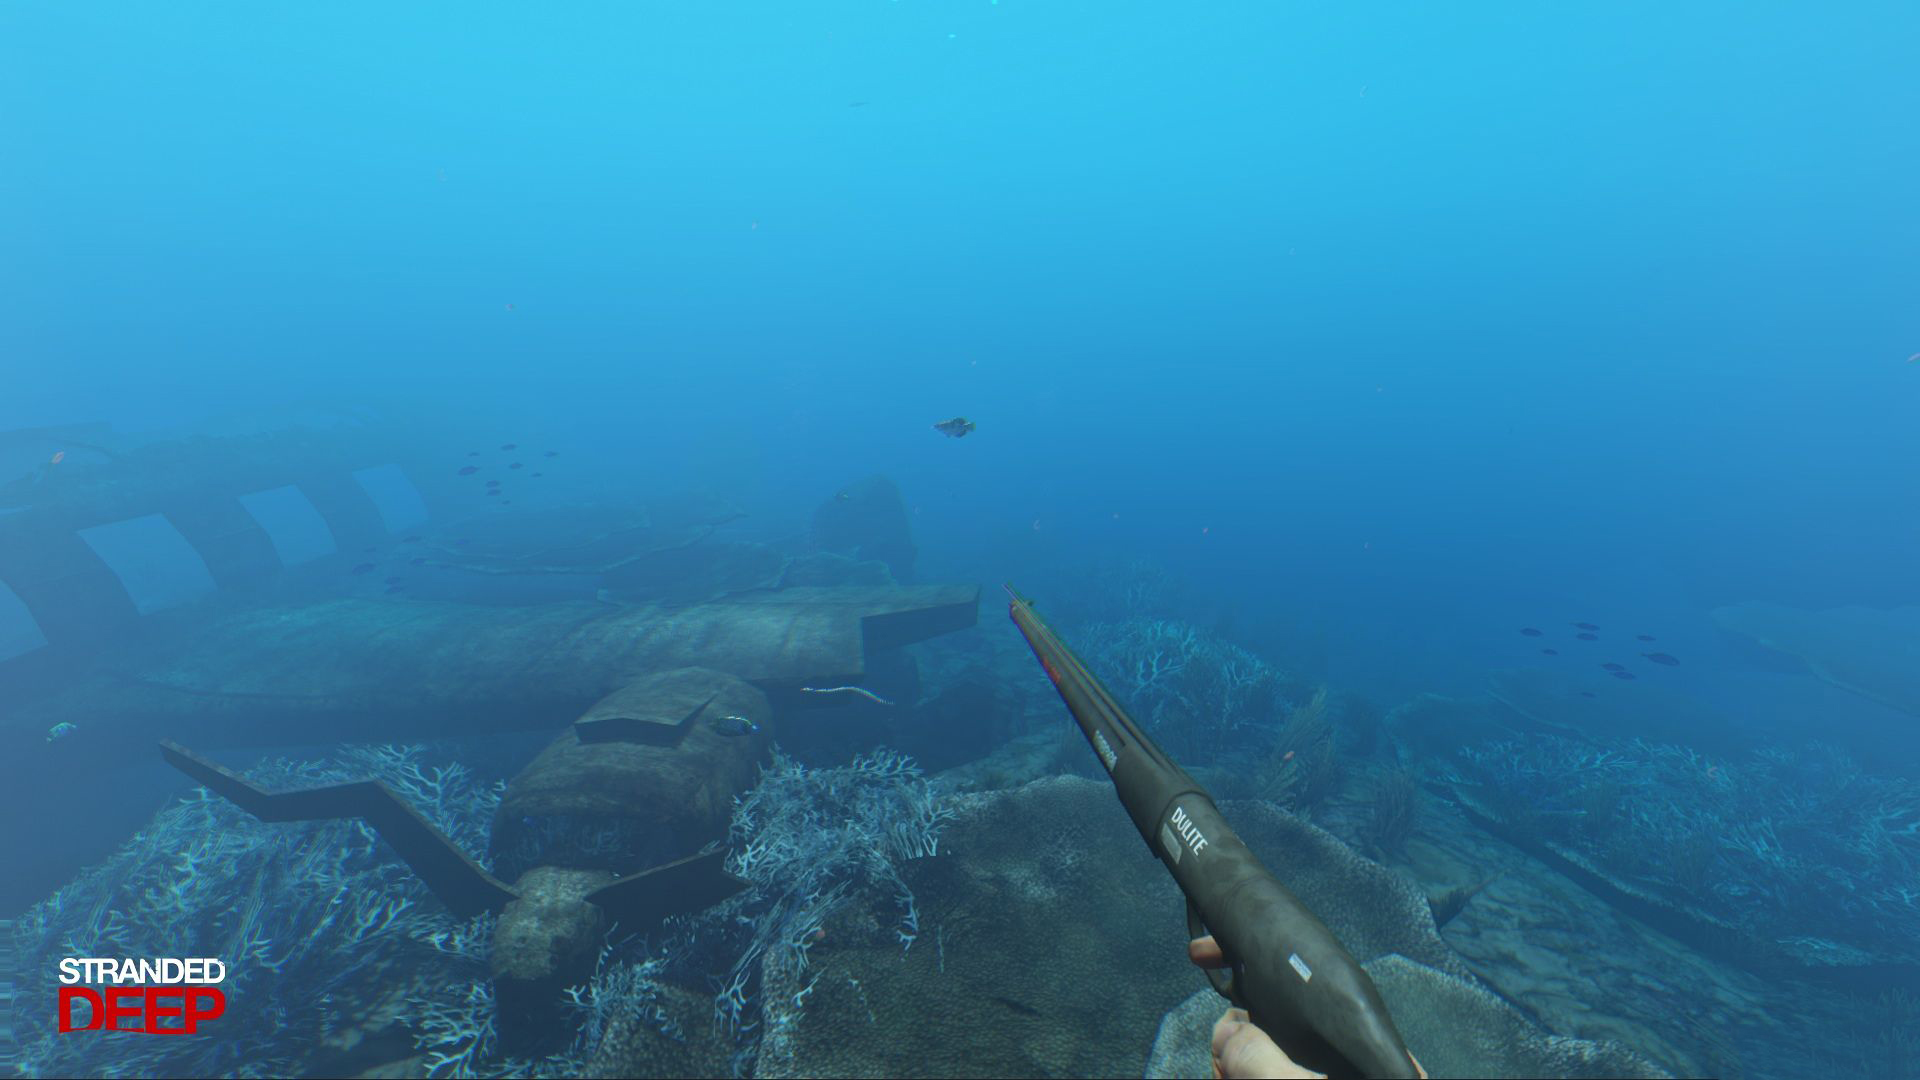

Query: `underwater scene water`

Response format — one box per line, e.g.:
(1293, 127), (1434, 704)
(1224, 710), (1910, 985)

(2, 2), (1917, 1077)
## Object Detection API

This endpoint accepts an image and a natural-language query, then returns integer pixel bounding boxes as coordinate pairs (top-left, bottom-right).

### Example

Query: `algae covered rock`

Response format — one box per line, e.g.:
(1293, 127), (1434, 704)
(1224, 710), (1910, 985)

(1146, 955), (1668, 1079)
(731, 776), (1468, 1078)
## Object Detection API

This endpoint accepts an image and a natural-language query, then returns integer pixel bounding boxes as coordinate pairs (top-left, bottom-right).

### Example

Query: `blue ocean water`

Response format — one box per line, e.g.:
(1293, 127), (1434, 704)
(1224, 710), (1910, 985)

(2, 3), (1917, 1078)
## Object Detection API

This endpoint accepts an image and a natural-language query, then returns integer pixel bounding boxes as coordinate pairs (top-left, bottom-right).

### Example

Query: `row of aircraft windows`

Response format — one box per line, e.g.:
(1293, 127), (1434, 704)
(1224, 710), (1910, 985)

(0, 465), (428, 662)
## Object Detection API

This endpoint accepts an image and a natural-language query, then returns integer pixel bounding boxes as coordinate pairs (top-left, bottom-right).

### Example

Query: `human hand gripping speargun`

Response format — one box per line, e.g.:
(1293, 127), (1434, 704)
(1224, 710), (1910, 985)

(1005, 585), (1422, 1080)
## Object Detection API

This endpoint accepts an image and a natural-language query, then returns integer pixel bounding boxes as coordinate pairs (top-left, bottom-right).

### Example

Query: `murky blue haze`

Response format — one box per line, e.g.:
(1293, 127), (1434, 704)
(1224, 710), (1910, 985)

(2, 3), (1916, 1078)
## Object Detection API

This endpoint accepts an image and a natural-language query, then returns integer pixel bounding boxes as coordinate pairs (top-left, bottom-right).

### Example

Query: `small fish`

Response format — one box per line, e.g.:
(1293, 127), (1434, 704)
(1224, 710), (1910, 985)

(1642, 652), (1680, 666)
(509, 462), (523, 470)
(501, 500), (512, 505)
(1575, 632), (1598, 641)
(409, 557), (429, 565)
(500, 443), (518, 450)
(350, 562), (376, 574)
(1540, 648), (1558, 655)
(50, 450), (65, 465)
(364, 545), (378, 553)
(1280, 749), (1296, 764)
(1601, 662), (1625, 672)
(455, 538), (470, 546)
(46, 721), (78, 742)
(487, 489), (501, 497)
(468, 451), (480, 457)
(710, 714), (762, 737)
(384, 576), (403, 585)
(1635, 634), (1656, 642)
(1519, 627), (1543, 637)
(530, 472), (544, 477)
(384, 584), (406, 594)
(933, 416), (976, 438)
(486, 479), (501, 487)
(544, 450), (559, 457)
(402, 535), (422, 543)
(1611, 670), (1636, 680)
(1572, 622), (1600, 631)
(459, 466), (478, 475)
(1578, 691), (1597, 699)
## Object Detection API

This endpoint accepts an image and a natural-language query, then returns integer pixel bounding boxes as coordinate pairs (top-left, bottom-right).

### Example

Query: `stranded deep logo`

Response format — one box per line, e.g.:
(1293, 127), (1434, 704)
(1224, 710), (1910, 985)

(57, 957), (227, 1035)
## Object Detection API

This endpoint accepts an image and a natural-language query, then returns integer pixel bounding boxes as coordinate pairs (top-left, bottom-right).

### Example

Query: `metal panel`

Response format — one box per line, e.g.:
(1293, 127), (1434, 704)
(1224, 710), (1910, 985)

(76, 514), (218, 615)
(295, 473), (389, 550)
(352, 464), (429, 533)
(164, 496), (282, 587)
(238, 485), (338, 566)
(0, 528), (139, 641)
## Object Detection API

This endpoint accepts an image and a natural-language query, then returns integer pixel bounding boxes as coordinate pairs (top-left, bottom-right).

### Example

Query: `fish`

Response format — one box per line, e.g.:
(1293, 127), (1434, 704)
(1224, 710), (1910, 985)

(1578, 691), (1597, 698)
(544, 450), (559, 457)
(350, 563), (376, 574)
(409, 557), (428, 565)
(1575, 632), (1598, 641)
(487, 489), (501, 497)
(933, 416), (976, 438)
(486, 480), (501, 488)
(501, 443), (518, 450)
(1611, 670), (1636, 680)
(530, 472), (543, 477)
(1540, 648), (1558, 655)
(384, 584), (406, 594)
(459, 466), (479, 475)
(509, 462), (523, 470)
(1635, 634), (1656, 642)
(1601, 662), (1625, 672)
(468, 451), (480, 457)
(709, 713), (762, 737)
(384, 576), (403, 585)
(50, 450), (65, 465)
(1281, 749), (1296, 764)
(1519, 627), (1543, 637)
(46, 721), (78, 742)
(1572, 622), (1600, 631)
(402, 535), (422, 543)
(1642, 652), (1680, 666)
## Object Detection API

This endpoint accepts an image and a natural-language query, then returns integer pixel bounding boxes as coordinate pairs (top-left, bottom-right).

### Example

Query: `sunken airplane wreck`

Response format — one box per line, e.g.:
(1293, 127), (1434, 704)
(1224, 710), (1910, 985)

(159, 584), (979, 1054)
